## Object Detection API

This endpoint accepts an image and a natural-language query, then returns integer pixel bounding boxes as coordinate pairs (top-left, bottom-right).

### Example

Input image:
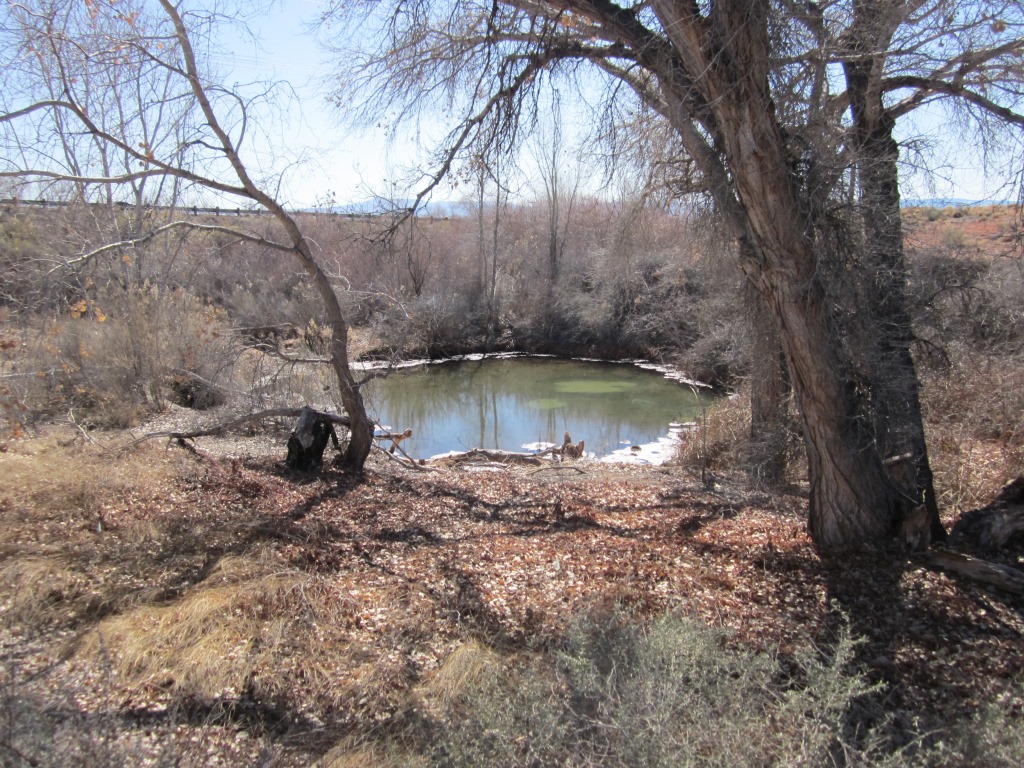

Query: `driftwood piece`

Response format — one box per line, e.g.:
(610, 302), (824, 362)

(437, 432), (587, 468)
(440, 448), (557, 467)
(560, 431), (585, 459)
(458, 448), (545, 466)
(950, 476), (1024, 551)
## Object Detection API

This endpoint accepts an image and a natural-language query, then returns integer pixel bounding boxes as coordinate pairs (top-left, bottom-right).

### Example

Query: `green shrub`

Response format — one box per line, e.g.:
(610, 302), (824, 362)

(933, 692), (1024, 767)
(421, 611), (879, 768)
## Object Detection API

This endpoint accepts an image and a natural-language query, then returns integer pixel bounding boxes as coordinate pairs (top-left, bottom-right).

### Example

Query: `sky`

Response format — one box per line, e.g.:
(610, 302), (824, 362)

(216, 1), (1016, 209)
(214, 0), (449, 209)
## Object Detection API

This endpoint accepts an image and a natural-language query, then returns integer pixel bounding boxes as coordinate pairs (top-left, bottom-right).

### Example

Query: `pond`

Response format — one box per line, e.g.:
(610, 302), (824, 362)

(360, 356), (709, 463)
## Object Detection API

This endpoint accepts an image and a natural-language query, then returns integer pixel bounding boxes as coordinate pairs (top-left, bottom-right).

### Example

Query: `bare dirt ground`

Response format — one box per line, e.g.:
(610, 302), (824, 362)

(903, 204), (1020, 261)
(1, 427), (1022, 765)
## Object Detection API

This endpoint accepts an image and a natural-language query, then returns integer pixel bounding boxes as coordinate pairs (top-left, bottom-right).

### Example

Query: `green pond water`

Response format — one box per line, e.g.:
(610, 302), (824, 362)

(361, 357), (708, 461)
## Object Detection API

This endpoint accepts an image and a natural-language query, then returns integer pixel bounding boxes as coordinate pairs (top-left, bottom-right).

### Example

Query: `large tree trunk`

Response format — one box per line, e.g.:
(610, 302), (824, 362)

(845, 54), (946, 543)
(746, 278), (791, 487)
(677, 0), (900, 553)
(742, 243), (898, 553)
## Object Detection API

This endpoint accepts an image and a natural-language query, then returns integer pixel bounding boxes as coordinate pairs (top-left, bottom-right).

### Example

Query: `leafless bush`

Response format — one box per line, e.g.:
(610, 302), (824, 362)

(34, 285), (242, 427)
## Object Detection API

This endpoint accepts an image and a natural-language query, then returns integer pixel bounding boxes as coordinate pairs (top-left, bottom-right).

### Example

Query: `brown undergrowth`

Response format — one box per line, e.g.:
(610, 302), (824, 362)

(1, 432), (1022, 766)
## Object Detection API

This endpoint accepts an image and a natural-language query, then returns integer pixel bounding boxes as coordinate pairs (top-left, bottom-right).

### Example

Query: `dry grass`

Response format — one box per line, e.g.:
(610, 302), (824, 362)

(415, 639), (504, 713)
(0, 555), (88, 629)
(316, 736), (427, 768)
(0, 436), (193, 631)
(0, 433), (187, 517)
(75, 550), (364, 712)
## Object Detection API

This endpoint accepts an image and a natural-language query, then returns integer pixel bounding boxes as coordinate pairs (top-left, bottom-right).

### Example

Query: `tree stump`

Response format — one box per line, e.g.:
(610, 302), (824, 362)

(286, 406), (341, 471)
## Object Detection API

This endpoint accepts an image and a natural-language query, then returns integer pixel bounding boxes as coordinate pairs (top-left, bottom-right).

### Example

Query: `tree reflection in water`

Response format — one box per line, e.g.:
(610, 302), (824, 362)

(361, 357), (709, 460)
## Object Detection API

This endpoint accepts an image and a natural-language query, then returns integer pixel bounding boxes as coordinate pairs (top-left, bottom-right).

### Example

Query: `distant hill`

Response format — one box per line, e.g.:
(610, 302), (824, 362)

(902, 198), (1014, 208)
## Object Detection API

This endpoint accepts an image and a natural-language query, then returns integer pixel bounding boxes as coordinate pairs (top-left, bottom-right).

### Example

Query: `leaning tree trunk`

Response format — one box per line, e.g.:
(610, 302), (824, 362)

(742, 241), (898, 553)
(845, 58), (946, 543)
(163, 0), (375, 471)
(277, 232), (372, 471)
(251, 200), (373, 470)
(688, 0), (901, 553)
(320, 272), (373, 470)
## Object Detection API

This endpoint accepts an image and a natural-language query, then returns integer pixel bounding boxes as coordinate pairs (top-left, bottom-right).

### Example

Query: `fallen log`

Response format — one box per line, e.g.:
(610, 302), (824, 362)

(950, 476), (1024, 551)
(438, 447), (559, 467)
(916, 477), (1024, 596)
(922, 549), (1024, 596)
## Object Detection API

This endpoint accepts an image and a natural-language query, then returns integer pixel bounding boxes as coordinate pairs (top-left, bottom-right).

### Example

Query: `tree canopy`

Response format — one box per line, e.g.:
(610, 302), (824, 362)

(325, 0), (1024, 553)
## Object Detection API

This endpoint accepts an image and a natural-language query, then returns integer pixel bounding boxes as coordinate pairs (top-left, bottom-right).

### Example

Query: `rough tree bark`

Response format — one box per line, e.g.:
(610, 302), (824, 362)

(843, 3), (946, 542)
(663, 0), (907, 552)
(746, 277), (792, 488)
(681, 0), (898, 551)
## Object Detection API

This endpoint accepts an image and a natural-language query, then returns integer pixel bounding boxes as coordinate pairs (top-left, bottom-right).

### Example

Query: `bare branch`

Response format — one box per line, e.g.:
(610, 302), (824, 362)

(122, 407), (352, 452)
(51, 219), (295, 273)
(885, 75), (1024, 126)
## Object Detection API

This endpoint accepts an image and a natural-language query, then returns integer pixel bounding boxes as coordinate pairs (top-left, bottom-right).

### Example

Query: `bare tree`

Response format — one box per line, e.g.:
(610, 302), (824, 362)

(834, 0), (1024, 543)
(324, 0), (1024, 552)
(0, 0), (375, 469)
(530, 89), (581, 289)
(470, 157), (507, 343)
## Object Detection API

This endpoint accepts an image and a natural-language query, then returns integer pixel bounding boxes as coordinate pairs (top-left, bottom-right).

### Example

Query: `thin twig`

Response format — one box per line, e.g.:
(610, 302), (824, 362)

(528, 464), (588, 475)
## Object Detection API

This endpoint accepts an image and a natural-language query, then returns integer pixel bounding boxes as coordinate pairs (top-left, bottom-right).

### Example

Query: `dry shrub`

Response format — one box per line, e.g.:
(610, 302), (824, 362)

(415, 610), (885, 768)
(404, 610), (1024, 767)
(37, 285), (241, 427)
(922, 349), (1024, 513)
(936, 692), (1024, 767)
(676, 393), (750, 475)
